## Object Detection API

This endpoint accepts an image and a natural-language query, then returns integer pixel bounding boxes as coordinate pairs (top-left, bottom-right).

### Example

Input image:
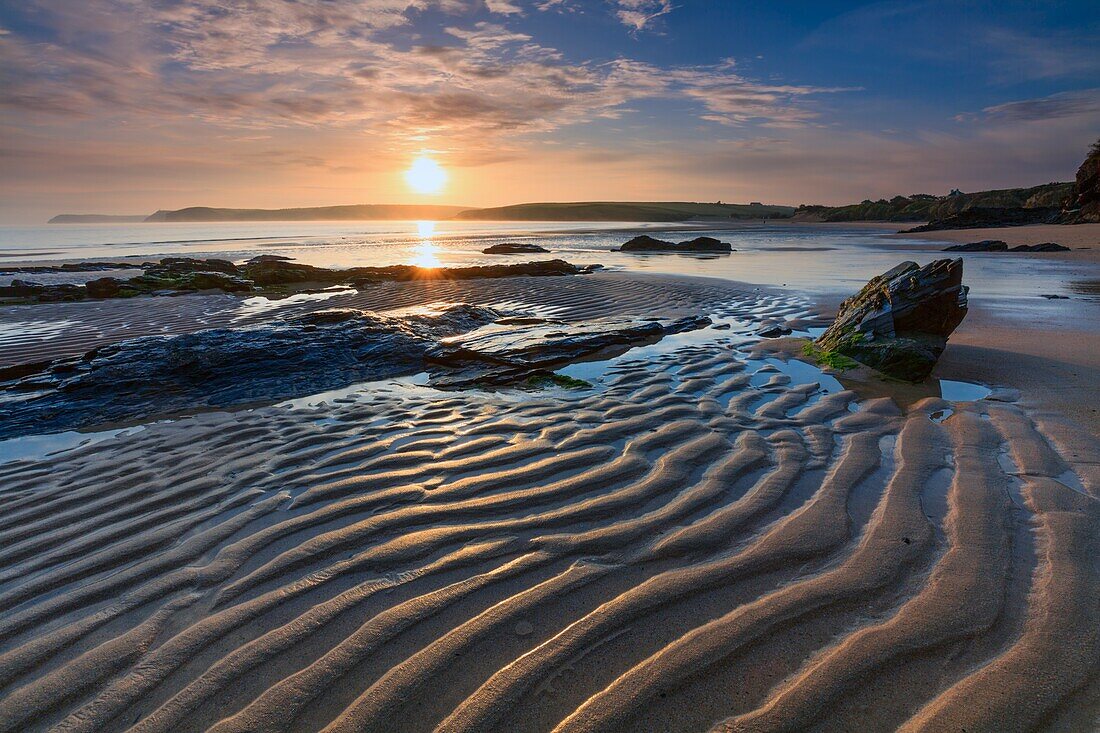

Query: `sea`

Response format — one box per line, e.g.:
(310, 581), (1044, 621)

(0, 219), (1086, 306)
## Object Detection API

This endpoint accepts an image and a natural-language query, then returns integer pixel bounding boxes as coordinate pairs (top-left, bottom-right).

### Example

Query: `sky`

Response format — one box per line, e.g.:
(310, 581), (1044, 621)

(1, 0), (1099, 223)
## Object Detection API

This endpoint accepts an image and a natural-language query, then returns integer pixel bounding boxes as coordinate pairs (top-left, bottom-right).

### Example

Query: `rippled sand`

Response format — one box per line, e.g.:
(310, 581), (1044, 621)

(0, 275), (1097, 733)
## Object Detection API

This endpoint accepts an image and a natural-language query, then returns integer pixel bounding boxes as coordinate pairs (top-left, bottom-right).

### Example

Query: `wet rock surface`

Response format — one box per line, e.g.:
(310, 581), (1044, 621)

(618, 235), (733, 253)
(1, 257), (600, 303)
(815, 258), (968, 382)
(0, 308), (709, 436)
(427, 315), (711, 387)
(481, 243), (550, 254)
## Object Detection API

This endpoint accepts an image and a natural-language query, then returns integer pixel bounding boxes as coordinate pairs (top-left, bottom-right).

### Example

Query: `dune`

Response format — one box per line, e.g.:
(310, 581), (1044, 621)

(0, 273), (1097, 733)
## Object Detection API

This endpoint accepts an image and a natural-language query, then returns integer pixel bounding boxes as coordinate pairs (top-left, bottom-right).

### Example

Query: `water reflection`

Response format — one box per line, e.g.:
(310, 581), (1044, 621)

(411, 220), (440, 268)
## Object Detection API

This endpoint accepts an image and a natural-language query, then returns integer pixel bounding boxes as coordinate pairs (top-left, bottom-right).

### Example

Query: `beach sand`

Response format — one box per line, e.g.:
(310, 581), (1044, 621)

(1, 272), (1098, 732)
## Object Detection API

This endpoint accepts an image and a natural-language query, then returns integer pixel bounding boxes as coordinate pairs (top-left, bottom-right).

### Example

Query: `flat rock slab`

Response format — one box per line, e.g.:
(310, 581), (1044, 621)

(0, 308), (711, 435)
(429, 315), (712, 369)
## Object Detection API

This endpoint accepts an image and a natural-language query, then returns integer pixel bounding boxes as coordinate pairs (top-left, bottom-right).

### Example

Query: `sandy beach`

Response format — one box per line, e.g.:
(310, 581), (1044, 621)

(2, 232), (1099, 731)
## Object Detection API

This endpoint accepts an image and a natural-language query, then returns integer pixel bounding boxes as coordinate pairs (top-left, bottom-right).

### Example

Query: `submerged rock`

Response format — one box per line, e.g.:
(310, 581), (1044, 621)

(619, 235), (732, 253)
(815, 259), (968, 382)
(482, 243), (550, 254)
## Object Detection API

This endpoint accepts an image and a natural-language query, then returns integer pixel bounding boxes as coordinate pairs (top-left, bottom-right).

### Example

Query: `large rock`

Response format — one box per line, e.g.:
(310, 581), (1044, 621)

(815, 259), (968, 381)
(619, 235), (732, 253)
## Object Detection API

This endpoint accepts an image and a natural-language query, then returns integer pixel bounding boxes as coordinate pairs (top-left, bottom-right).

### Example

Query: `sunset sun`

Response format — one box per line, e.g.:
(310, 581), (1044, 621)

(404, 155), (446, 194)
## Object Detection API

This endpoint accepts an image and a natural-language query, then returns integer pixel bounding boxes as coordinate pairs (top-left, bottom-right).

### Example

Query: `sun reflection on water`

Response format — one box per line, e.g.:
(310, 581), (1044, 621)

(412, 220), (440, 268)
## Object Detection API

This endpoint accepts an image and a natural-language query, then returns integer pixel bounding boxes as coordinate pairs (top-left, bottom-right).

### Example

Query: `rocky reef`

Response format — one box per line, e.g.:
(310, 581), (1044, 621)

(0, 256), (600, 303)
(0, 307), (709, 436)
(814, 259), (968, 382)
(618, 235), (732, 253)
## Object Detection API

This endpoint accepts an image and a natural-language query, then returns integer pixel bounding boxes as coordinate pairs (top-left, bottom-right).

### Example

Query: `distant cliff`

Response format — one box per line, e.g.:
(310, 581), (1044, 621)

(48, 214), (149, 224)
(453, 201), (795, 222)
(792, 182), (1073, 223)
(144, 204), (471, 222)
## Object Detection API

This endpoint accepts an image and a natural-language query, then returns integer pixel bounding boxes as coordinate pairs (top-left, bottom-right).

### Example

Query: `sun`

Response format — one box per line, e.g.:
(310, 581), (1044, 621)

(404, 155), (446, 194)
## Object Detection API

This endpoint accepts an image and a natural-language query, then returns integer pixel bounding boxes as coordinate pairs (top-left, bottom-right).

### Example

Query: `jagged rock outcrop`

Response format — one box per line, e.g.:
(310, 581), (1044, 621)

(815, 259), (968, 382)
(1064, 139), (1100, 223)
(618, 235), (732, 253)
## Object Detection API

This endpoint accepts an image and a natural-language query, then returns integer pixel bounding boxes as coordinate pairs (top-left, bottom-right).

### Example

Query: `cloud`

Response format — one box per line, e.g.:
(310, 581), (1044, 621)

(613, 0), (673, 32)
(484, 0), (523, 14)
(978, 89), (1100, 122)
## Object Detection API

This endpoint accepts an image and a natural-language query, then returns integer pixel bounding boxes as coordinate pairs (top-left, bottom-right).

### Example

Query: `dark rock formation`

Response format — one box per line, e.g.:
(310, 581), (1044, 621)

(757, 324), (793, 338)
(619, 235), (732, 253)
(1010, 242), (1070, 252)
(942, 240), (1070, 253)
(1064, 139), (1100, 223)
(2, 257), (600, 303)
(482, 243), (550, 254)
(0, 305), (501, 437)
(0, 308), (707, 435)
(943, 240), (1008, 252)
(905, 207), (1061, 232)
(815, 259), (968, 382)
(0, 262), (148, 275)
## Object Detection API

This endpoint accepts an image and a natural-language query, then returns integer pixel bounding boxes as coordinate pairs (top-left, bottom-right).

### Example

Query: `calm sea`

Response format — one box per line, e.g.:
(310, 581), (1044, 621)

(0, 219), (1083, 302)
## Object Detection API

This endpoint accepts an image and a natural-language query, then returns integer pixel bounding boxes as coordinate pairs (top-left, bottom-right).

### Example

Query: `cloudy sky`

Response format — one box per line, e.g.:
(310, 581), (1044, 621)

(1, 0), (1098, 222)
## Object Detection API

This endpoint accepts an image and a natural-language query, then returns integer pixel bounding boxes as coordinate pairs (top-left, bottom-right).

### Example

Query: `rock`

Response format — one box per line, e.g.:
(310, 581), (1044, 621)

(482, 243), (550, 254)
(1041, 294), (1070, 299)
(757, 324), (792, 338)
(426, 315), (710, 387)
(10, 279), (44, 287)
(619, 235), (732, 253)
(245, 254), (295, 264)
(179, 271), (253, 292)
(148, 257), (240, 276)
(943, 240), (1008, 252)
(0, 305), (502, 437)
(942, 240), (1069, 253)
(1064, 139), (1100, 223)
(0, 305), (709, 435)
(0, 262), (147, 275)
(86, 277), (122, 298)
(815, 259), (968, 382)
(0, 283), (85, 301)
(1009, 242), (1070, 252)
(905, 207), (1061, 232)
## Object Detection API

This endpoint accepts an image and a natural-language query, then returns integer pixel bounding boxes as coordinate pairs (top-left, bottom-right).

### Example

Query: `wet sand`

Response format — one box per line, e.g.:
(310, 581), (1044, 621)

(1, 273), (1098, 732)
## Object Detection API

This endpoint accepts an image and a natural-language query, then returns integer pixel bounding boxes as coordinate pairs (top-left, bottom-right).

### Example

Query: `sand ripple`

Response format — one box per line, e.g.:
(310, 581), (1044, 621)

(0, 285), (1097, 732)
